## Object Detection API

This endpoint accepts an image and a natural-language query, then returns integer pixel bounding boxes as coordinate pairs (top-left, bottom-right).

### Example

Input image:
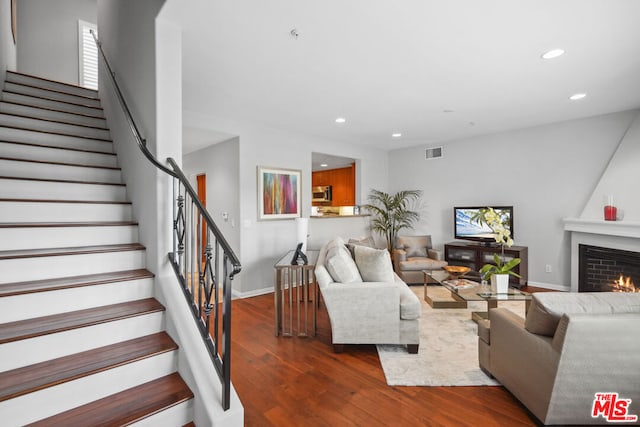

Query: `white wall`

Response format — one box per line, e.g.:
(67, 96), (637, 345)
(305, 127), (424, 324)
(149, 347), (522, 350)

(580, 112), (640, 221)
(0, 0), (17, 87)
(17, 0), (96, 85)
(183, 137), (241, 257)
(389, 110), (638, 290)
(184, 112), (388, 295)
(97, 0), (165, 273)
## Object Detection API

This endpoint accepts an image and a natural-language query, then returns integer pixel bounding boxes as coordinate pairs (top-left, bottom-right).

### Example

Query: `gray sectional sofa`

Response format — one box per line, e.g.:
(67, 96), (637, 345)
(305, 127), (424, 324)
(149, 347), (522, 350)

(478, 291), (640, 425)
(314, 236), (421, 353)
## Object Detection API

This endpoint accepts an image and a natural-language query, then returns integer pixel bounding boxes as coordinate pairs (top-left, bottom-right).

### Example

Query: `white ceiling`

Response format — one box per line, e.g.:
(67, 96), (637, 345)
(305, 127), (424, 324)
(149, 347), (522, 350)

(168, 0), (640, 153)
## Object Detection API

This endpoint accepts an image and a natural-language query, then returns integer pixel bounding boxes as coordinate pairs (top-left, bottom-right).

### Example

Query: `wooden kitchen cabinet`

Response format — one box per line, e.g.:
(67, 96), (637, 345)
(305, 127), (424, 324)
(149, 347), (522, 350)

(330, 165), (355, 206)
(311, 164), (355, 206)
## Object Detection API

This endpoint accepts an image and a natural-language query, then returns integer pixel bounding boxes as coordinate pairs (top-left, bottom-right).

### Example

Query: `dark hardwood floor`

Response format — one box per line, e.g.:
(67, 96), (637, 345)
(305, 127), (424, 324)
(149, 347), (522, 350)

(230, 285), (549, 426)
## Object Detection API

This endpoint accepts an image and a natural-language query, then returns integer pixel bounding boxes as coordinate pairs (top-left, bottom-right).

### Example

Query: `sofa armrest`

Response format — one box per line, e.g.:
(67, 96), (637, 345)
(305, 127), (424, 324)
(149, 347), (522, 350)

(393, 249), (407, 271)
(488, 308), (559, 421)
(427, 248), (444, 261)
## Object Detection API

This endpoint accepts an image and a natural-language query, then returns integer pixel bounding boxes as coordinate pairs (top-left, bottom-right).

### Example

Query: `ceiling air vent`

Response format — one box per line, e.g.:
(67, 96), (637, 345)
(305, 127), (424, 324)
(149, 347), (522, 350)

(425, 146), (443, 160)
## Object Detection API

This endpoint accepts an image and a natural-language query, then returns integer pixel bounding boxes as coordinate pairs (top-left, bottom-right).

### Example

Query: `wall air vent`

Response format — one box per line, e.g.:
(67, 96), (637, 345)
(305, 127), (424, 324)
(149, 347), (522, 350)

(425, 146), (443, 160)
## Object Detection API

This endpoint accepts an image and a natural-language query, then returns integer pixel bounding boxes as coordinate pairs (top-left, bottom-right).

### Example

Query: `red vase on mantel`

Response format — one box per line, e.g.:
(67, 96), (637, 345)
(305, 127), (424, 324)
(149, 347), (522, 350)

(604, 196), (617, 221)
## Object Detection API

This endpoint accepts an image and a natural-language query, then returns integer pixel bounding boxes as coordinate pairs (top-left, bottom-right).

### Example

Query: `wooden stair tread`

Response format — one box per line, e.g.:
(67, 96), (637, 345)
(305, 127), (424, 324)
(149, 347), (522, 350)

(7, 71), (99, 97)
(0, 298), (164, 344)
(0, 221), (137, 228)
(0, 175), (125, 186)
(0, 268), (154, 297)
(0, 243), (145, 261)
(0, 124), (112, 142)
(0, 112), (108, 131)
(2, 90), (104, 111)
(0, 100), (105, 120)
(0, 198), (130, 205)
(26, 373), (193, 427)
(0, 332), (177, 402)
(0, 139), (116, 156)
(0, 156), (121, 170)
(4, 81), (100, 103)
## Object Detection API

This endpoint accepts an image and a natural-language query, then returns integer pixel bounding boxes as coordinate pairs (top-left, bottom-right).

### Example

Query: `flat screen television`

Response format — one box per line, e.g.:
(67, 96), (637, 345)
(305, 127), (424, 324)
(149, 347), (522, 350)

(453, 206), (514, 245)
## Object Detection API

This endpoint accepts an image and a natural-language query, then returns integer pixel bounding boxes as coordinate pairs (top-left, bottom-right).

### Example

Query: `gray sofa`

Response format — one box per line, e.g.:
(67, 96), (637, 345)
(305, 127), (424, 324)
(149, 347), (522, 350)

(315, 236), (421, 353)
(478, 292), (640, 425)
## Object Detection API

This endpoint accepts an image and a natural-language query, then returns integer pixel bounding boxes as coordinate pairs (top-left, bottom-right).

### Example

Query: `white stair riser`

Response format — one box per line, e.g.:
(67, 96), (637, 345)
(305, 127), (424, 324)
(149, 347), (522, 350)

(0, 250), (146, 284)
(0, 278), (154, 323)
(0, 102), (107, 128)
(131, 400), (194, 427)
(0, 127), (113, 153)
(0, 159), (121, 184)
(0, 201), (132, 222)
(4, 82), (101, 109)
(0, 178), (126, 201)
(0, 351), (177, 426)
(0, 114), (110, 140)
(0, 225), (139, 251)
(0, 312), (164, 372)
(0, 141), (117, 167)
(6, 73), (99, 99)
(0, 92), (103, 117)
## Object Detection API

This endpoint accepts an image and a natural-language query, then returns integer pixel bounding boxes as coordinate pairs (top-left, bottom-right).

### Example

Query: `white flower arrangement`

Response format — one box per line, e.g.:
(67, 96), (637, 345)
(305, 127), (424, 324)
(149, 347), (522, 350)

(471, 207), (521, 281)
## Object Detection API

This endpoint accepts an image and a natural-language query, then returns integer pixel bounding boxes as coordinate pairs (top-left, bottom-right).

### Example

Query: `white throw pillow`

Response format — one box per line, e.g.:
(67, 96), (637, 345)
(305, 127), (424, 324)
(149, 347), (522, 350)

(353, 245), (395, 282)
(325, 245), (363, 283)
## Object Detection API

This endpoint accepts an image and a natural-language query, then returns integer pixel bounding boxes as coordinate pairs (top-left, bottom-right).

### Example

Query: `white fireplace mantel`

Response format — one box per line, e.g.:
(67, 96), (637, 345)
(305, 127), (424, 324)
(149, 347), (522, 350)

(563, 218), (640, 239)
(564, 218), (640, 291)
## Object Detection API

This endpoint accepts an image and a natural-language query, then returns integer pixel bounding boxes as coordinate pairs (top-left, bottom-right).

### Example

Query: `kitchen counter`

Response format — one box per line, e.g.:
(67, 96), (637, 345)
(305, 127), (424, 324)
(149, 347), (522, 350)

(310, 214), (370, 218)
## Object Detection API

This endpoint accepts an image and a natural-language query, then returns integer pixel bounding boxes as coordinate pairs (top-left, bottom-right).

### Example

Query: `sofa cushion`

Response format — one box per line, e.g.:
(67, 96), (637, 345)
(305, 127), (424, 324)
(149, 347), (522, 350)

(396, 235), (431, 258)
(353, 245), (395, 282)
(525, 292), (640, 337)
(348, 236), (375, 248)
(399, 257), (448, 271)
(397, 280), (421, 320)
(325, 245), (363, 284)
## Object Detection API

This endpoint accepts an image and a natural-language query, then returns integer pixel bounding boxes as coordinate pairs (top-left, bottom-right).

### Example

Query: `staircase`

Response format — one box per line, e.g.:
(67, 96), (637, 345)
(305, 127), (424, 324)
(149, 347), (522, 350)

(0, 71), (195, 425)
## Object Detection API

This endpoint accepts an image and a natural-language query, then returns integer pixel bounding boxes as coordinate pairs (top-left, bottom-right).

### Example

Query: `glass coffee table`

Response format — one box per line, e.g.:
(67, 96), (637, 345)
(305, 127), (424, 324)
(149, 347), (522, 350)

(424, 269), (531, 323)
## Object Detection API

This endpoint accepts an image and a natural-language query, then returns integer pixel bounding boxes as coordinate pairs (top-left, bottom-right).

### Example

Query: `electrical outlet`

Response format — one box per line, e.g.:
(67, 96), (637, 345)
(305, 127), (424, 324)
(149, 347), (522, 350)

(545, 264), (552, 273)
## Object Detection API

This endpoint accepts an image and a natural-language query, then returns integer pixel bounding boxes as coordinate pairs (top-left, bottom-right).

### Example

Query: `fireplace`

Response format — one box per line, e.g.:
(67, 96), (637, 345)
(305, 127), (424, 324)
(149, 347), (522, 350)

(579, 244), (640, 292)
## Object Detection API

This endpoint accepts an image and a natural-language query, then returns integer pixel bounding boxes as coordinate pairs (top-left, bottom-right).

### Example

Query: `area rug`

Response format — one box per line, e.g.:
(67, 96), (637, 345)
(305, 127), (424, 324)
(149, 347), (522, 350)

(376, 286), (525, 386)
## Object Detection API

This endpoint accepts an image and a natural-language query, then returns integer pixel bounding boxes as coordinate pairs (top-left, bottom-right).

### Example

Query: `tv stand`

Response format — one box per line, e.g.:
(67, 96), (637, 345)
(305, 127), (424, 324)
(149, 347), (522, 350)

(445, 241), (528, 288)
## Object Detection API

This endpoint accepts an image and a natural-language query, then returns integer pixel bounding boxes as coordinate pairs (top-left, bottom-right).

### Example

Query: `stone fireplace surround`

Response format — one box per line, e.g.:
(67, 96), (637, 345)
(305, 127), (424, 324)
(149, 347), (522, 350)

(564, 218), (640, 292)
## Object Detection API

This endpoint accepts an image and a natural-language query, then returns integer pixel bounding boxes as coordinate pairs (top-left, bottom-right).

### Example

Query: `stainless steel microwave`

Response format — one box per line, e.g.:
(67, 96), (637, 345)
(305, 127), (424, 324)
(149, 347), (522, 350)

(312, 185), (332, 202)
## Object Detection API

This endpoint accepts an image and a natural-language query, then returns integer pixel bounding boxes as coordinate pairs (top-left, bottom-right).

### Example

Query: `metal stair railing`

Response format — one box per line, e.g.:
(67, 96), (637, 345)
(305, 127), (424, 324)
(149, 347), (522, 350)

(91, 30), (241, 411)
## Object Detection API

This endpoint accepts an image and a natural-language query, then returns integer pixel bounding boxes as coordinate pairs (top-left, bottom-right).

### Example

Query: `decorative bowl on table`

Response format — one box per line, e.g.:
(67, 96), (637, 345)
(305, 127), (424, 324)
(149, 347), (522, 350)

(442, 265), (471, 279)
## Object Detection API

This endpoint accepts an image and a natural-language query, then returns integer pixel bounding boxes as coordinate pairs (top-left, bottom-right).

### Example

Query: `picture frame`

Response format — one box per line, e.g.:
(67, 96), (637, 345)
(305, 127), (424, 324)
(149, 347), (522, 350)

(257, 166), (301, 220)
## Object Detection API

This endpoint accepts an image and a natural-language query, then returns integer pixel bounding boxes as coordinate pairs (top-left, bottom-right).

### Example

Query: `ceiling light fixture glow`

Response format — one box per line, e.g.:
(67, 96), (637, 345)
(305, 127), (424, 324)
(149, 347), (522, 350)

(392, 133), (402, 138)
(569, 93), (587, 101)
(335, 117), (346, 124)
(320, 163), (328, 167)
(541, 49), (565, 60)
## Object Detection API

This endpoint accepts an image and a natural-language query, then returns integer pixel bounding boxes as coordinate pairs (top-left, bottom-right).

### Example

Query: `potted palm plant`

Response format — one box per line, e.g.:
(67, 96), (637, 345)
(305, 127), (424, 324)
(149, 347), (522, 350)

(363, 189), (422, 252)
(471, 207), (521, 293)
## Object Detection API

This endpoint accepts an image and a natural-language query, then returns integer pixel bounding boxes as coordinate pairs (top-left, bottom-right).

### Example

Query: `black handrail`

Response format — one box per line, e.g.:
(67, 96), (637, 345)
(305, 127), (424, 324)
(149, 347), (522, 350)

(91, 30), (241, 411)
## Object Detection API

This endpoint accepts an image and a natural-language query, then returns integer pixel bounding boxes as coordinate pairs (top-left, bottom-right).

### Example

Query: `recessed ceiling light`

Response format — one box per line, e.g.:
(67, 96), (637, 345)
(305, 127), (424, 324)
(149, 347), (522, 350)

(320, 163), (328, 168)
(392, 133), (402, 138)
(569, 93), (587, 101)
(335, 117), (346, 124)
(542, 49), (565, 60)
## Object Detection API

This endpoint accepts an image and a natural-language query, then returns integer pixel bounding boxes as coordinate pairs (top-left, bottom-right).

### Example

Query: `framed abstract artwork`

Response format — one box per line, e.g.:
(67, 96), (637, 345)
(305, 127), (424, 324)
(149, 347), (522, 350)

(257, 166), (301, 220)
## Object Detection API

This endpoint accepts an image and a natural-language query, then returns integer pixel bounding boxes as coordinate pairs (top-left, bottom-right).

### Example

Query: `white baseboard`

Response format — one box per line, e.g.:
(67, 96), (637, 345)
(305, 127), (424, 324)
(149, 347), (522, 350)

(232, 286), (273, 299)
(526, 281), (570, 292)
